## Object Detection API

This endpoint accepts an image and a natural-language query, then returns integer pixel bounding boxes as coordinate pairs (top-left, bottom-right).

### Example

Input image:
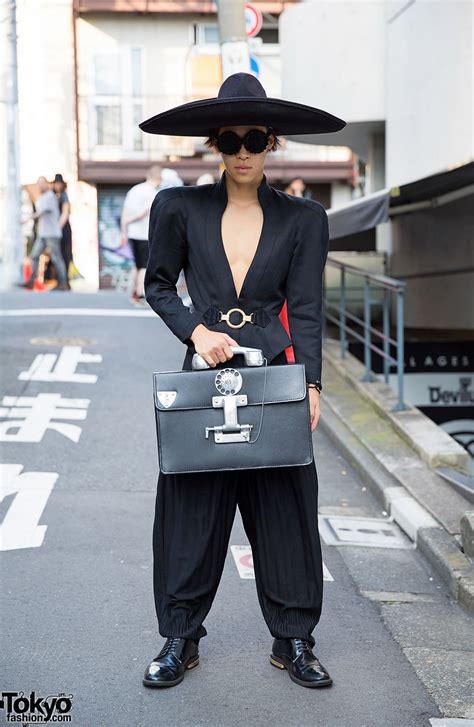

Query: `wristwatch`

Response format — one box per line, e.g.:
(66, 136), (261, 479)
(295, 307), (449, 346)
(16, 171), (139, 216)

(307, 380), (322, 394)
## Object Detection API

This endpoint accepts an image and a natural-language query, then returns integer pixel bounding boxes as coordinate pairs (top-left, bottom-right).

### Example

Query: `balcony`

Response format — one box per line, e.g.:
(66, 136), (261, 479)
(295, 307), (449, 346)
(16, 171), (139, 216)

(74, 0), (299, 14)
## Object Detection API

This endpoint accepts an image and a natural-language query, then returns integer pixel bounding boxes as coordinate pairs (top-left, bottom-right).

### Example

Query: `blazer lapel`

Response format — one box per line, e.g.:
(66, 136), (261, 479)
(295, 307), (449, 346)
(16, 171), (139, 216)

(205, 171), (236, 304)
(204, 169), (282, 305)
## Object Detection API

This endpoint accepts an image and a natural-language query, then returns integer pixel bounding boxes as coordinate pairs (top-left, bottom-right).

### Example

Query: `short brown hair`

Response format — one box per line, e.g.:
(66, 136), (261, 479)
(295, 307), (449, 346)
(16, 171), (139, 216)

(203, 126), (281, 153)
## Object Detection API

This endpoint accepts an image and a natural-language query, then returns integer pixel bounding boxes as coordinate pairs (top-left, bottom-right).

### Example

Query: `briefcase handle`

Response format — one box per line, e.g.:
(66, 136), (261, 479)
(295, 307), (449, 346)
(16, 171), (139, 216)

(191, 346), (264, 370)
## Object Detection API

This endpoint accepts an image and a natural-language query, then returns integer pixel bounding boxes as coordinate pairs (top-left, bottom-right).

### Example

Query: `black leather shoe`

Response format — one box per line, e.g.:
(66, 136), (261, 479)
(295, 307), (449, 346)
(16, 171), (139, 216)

(270, 638), (333, 688)
(143, 637), (200, 688)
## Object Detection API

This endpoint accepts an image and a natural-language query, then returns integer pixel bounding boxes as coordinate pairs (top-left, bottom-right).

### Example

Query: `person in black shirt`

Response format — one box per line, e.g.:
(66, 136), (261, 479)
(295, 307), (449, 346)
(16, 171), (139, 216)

(44, 173), (74, 288)
(53, 174), (73, 288)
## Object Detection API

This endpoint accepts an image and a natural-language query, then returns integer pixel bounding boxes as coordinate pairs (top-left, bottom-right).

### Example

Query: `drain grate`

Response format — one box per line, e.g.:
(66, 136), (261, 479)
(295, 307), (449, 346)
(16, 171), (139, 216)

(318, 515), (412, 549)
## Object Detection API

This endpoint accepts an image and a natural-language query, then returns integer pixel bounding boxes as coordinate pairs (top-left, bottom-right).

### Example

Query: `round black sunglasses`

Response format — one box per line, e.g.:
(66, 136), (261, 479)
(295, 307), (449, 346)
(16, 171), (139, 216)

(215, 128), (272, 155)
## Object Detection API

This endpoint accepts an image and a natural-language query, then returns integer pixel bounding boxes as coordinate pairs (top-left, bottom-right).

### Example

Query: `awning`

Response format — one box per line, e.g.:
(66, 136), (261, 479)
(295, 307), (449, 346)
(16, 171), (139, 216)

(390, 160), (474, 208)
(327, 188), (390, 240)
(327, 161), (474, 240)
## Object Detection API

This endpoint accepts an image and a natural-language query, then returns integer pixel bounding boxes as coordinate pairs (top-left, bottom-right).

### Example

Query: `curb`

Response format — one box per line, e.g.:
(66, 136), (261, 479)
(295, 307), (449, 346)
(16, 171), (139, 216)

(319, 401), (474, 617)
(323, 340), (469, 474)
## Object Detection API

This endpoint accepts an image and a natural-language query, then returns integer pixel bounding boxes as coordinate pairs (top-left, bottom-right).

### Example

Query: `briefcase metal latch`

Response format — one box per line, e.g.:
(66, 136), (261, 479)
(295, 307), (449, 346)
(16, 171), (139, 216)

(205, 394), (253, 443)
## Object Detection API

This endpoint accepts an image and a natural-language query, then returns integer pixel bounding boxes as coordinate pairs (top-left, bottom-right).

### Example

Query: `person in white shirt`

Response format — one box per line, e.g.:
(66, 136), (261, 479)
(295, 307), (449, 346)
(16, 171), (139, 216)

(121, 166), (162, 301)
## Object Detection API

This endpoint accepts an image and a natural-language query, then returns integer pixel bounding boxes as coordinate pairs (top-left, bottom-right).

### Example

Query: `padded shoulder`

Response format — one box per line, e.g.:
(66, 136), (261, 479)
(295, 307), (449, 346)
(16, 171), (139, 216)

(180, 182), (215, 200)
(303, 197), (327, 219)
(152, 186), (183, 207)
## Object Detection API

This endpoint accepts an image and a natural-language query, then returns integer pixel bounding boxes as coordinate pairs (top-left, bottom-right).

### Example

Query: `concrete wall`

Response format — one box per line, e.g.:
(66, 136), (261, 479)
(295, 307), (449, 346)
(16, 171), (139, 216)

(13, 0), (101, 289)
(279, 0), (386, 183)
(17, 0), (76, 185)
(386, 0), (474, 185)
(390, 194), (474, 330)
(0, 9), (10, 280)
(280, 0), (474, 186)
(280, 0), (385, 124)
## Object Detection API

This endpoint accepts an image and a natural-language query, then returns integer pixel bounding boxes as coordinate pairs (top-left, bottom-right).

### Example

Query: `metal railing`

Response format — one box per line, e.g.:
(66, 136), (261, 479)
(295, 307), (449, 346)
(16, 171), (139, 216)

(324, 258), (408, 411)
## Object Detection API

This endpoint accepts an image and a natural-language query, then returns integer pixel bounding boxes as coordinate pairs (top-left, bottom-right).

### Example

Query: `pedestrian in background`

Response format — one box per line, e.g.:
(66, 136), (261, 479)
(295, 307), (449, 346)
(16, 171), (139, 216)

(54, 173), (74, 288)
(159, 167), (184, 190)
(284, 177), (307, 198)
(43, 173), (74, 289)
(120, 165), (162, 302)
(20, 176), (69, 291)
(196, 172), (215, 185)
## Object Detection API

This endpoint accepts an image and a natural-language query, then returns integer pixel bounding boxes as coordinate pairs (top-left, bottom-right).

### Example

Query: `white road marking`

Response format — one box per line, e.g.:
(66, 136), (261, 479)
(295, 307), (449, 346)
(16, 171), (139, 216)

(230, 545), (334, 581)
(323, 562), (334, 581)
(1, 308), (155, 317)
(0, 394), (90, 442)
(0, 464), (57, 551)
(19, 346), (102, 383)
(230, 545), (255, 579)
(429, 720), (474, 726)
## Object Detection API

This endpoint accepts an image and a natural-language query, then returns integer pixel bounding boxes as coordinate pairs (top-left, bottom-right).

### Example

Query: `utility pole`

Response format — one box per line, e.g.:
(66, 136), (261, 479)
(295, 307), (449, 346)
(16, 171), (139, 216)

(2, 0), (22, 290)
(216, 0), (250, 80)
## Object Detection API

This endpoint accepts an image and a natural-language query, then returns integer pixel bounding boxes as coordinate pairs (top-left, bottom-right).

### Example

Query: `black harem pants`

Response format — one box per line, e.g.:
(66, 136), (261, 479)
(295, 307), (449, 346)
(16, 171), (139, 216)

(152, 350), (324, 647)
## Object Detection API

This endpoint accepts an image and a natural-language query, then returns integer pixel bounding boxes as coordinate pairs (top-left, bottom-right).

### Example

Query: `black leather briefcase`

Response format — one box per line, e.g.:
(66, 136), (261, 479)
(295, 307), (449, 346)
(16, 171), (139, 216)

(152, 346), (314, 474)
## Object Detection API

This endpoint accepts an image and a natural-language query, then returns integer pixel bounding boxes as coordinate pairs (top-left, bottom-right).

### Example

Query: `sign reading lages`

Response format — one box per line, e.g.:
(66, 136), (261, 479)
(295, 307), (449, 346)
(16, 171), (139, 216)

(396, 341), (473, 411)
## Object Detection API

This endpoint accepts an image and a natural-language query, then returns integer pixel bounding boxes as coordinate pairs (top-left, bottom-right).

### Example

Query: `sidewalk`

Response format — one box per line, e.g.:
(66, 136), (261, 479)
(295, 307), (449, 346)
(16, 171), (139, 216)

(321, 337), (474, 616)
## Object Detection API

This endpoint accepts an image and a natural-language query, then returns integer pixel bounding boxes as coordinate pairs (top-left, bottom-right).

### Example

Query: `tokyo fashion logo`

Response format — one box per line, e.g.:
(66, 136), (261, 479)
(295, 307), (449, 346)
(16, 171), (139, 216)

(0, 691), (74, 723)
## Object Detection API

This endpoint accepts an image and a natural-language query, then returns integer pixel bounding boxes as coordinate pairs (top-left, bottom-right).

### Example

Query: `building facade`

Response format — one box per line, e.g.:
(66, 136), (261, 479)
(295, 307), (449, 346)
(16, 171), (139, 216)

(5, 0), (355, 291)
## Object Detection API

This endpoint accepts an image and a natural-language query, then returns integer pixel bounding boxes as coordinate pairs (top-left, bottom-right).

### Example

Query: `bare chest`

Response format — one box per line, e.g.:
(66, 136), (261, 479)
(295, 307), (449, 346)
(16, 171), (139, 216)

(221, 201), (264, 299)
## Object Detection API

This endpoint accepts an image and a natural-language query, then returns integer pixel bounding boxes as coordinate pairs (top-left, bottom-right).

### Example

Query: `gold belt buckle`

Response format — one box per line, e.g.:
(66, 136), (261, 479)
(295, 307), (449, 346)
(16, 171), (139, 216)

(219, 307), (254, 329)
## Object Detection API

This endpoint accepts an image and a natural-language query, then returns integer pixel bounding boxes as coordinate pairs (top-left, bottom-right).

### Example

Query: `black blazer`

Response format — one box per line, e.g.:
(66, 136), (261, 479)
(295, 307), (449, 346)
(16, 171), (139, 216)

(144, 170), (329, 385)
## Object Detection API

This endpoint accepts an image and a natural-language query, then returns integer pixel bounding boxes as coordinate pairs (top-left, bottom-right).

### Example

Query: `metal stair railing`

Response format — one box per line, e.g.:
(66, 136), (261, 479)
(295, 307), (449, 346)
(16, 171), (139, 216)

(323, 257), (408, 411)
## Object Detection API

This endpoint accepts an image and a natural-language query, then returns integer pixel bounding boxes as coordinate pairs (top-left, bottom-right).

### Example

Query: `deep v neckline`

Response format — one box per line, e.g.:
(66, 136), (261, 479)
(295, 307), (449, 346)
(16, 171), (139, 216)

(219, 200), (265, 301)
(205, 170), (279, 305)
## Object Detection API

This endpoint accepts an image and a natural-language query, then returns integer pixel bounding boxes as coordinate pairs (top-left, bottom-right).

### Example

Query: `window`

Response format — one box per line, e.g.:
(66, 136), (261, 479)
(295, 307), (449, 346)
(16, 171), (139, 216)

(96, 106), (122, 146)
(195, 23), (219, 45)
(131, 48), (142, 96)
(132, 104), (143, 151)
(256, 27), (279, 44)
(90, 47), (144, 155)
(94, 54), (121, 95)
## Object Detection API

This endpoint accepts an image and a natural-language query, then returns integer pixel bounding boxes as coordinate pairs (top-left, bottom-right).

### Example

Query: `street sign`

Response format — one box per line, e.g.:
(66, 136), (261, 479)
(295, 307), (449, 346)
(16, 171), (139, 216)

(250, 56), (259, 77)
(245, 3), (263, 38)
(221, 40), (251, 79)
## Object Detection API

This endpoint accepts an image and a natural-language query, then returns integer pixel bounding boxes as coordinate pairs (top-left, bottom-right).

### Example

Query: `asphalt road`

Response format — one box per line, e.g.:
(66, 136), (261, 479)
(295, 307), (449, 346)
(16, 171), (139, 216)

(1, 291), (473, 727)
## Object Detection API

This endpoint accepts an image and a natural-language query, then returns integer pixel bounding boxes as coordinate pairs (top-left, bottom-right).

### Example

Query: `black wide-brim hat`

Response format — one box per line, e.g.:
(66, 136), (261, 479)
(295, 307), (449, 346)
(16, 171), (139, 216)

(139, 72), (346, 137)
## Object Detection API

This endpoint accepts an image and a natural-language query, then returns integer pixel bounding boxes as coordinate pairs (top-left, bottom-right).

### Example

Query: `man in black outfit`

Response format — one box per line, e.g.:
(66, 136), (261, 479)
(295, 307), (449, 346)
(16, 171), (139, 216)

(139, 73), (346, 689)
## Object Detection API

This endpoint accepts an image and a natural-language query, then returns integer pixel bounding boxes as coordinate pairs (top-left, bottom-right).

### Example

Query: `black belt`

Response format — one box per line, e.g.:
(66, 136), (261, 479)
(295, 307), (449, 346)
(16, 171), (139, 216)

(201, 305), (272, 329)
